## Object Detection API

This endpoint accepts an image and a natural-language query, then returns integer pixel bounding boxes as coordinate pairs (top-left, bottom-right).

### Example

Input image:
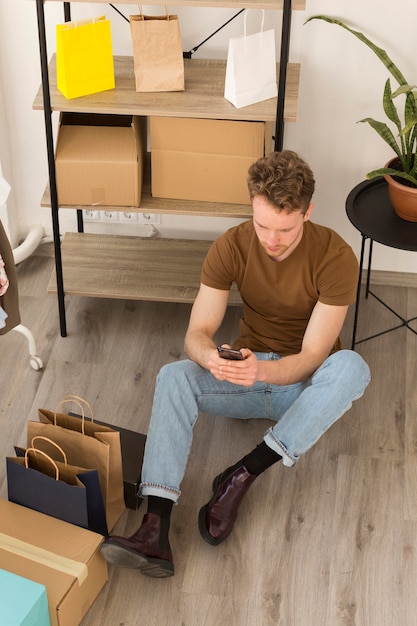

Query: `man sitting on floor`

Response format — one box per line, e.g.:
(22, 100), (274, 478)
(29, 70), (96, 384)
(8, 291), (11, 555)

(100, 150), (371, 577)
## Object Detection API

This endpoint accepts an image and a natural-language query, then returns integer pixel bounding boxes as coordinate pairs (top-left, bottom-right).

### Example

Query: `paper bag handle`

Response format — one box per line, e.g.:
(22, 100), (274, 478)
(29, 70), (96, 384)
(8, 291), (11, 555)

(63, 395), (94, 424)
(54, 398), (86, 434)
(25, 448), (60, 480)
(70, 2), (97, 27)
(138, 5), (170, 19)
(244, 9), (265, 37)
(30, 436), (68, 465)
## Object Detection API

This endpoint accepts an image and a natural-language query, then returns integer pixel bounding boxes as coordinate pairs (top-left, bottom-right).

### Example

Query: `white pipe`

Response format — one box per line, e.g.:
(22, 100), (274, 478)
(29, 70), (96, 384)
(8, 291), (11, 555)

(13, 323), (38, 355)
(12, 224), (44, 265)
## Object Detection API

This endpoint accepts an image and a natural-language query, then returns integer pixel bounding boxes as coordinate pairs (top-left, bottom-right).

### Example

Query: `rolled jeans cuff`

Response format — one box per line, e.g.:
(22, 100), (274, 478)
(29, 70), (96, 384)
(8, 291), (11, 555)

(264, 428), (297, 467)
(140, 482), (181, 503)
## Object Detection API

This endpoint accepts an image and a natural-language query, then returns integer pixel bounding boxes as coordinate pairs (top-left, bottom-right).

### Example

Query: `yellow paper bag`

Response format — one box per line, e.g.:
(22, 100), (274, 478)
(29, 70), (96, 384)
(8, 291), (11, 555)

(56, 16), (115, 99)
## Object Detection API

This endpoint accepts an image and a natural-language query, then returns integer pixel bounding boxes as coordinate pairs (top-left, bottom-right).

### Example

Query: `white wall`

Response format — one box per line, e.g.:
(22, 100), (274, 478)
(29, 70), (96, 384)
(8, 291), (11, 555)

(0, 1), (416, 272)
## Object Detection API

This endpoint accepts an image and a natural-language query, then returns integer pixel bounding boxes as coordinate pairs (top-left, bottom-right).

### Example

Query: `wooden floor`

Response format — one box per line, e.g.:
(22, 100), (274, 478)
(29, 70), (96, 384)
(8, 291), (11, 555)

(1, 242), (417, 626)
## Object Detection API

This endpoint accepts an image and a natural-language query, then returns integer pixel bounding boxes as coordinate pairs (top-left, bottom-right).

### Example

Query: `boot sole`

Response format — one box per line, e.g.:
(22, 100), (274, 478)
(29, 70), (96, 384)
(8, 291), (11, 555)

(100, 542), (174, 578)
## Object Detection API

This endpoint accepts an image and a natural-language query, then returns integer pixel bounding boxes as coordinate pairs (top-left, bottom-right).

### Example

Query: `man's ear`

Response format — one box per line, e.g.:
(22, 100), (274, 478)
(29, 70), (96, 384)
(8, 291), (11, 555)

(304, 202), (314, 221)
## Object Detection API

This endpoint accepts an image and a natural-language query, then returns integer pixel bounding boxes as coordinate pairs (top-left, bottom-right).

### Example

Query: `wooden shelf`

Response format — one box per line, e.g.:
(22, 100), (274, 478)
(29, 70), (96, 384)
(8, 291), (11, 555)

(41, 184), (254, 218)
(47, 233), (242, 304)
(41, 0), (306, 10)
(33, 56), (300, 123)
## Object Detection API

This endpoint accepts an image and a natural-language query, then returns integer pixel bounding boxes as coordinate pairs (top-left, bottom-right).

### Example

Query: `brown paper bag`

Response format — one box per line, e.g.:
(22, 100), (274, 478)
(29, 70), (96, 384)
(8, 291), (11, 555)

(130, 10), (184, 92)
(27, 396), (125, 532)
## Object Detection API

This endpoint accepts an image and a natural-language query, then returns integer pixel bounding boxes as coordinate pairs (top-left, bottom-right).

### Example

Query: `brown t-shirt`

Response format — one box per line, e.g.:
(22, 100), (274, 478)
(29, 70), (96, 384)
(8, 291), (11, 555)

(201, 220), (358, 355)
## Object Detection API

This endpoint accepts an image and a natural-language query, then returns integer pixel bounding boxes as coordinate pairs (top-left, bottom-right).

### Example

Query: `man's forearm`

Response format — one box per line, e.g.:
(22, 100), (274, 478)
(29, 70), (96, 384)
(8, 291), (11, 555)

(256, 350), (328, 386)
(184, 330), (217, 370)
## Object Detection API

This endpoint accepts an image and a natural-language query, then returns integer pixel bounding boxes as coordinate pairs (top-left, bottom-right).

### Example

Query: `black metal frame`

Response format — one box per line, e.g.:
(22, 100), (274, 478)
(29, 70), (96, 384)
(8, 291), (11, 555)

(34, 0), (294, 337)
(275, 0), (292, 152)
(35, 0), (67, 336)
(351, 234), (417, 349)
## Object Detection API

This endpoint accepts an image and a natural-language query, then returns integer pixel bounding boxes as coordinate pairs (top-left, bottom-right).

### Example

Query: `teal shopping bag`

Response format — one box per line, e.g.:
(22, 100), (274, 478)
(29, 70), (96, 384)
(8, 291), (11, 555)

(0, 569), (51, 626)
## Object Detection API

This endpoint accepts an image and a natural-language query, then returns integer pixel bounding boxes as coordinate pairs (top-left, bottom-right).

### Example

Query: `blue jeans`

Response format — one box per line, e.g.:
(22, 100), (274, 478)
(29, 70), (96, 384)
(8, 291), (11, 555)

(140, 350), (370, 502)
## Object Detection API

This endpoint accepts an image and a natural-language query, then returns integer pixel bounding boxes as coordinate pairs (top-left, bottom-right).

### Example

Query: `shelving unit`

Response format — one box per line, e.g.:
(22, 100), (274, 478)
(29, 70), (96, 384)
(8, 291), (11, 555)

(33, 0), (304, 336)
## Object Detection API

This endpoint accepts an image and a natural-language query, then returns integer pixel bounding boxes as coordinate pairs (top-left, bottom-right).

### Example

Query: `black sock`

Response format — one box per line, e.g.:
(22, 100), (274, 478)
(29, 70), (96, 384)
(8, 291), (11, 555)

(146, 496), (174, 550)
(243, 441), (282, 475)
(217, 441), (282, 485)
(217, 458), (244, 483)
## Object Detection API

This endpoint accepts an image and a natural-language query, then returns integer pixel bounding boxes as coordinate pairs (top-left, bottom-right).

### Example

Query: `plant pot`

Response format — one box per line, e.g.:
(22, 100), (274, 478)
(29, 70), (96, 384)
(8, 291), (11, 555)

(384, 158), (417, 222)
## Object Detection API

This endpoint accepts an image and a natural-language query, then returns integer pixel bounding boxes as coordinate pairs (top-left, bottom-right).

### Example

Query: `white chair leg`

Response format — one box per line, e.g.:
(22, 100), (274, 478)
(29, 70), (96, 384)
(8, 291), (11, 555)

(12, 324), (43, 370)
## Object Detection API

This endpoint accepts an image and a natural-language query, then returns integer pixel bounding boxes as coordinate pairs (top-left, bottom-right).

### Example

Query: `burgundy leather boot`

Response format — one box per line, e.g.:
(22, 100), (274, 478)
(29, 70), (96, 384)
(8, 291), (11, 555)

(100, 512), (174, 577)
(198, 465), (257, 546)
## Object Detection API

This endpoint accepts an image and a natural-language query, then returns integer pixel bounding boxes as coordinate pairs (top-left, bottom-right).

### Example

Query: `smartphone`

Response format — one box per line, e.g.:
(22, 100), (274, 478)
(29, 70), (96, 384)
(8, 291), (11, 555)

(217, 346), (244, 360)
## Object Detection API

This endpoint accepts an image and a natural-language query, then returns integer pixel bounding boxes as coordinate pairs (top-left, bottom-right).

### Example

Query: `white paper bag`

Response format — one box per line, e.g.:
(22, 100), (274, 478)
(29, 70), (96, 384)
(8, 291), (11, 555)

(224, 10), (278, 109)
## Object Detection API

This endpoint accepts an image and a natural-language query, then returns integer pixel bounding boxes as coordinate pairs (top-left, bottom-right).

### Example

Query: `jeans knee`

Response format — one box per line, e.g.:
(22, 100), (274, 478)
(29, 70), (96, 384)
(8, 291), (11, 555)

(156, 359), (198, 387)
(330, 349), (371, 391)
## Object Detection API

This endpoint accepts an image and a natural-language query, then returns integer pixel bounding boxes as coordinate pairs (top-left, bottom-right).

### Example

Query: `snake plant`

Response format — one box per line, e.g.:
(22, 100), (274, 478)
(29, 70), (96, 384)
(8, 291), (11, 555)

(305, 15), (417, 187)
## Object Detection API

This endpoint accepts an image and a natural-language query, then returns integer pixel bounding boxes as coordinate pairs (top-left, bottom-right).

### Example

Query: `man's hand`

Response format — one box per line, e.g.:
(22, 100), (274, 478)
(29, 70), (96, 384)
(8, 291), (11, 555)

(208, 345), (258, 387)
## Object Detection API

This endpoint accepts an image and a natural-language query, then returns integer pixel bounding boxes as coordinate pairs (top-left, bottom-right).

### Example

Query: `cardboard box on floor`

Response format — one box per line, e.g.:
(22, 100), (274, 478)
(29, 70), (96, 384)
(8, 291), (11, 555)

(150, 117), (272, 205)
(0, 500), (108, 626)
(55, 112), (146, 207)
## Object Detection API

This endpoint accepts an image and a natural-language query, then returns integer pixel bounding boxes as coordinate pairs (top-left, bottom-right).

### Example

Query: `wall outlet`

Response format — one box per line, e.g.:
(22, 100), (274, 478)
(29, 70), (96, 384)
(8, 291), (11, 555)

(138, 213), (160, 225)
(101, 210), (119, 222)
(83, 209), (100, 221)
(119, 211), (138, 223)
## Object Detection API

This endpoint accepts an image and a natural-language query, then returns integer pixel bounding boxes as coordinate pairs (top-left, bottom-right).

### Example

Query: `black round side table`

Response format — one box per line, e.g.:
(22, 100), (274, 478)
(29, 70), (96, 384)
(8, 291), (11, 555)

(346, 178), (417, 349)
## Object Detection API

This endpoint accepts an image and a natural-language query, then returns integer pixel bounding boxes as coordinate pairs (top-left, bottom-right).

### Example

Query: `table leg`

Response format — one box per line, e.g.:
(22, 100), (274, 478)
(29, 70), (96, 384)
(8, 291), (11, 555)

(351, 235), (416, 346)
(365, 238), (373, 298)
(351, 234), (368, 349)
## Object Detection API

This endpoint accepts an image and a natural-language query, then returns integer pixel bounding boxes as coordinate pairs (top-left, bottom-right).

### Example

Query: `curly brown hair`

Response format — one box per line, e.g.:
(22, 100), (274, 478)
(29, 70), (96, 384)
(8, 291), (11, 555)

(247, 150), (315, 214)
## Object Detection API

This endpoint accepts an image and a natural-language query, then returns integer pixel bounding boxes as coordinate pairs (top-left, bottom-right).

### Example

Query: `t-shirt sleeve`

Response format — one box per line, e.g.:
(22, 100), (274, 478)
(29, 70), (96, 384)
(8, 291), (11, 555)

(201, 233), (235, 291)
(318, 242), (359, 306)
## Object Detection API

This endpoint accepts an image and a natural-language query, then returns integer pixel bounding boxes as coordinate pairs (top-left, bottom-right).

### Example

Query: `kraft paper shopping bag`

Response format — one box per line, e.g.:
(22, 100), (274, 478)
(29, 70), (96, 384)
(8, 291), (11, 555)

(130, 10), (184, 92)
(27, 396), (124, 531)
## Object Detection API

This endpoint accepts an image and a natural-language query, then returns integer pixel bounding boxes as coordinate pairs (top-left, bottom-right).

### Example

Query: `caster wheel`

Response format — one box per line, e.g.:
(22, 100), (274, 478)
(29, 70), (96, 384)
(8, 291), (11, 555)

(30, 356), (43, 371)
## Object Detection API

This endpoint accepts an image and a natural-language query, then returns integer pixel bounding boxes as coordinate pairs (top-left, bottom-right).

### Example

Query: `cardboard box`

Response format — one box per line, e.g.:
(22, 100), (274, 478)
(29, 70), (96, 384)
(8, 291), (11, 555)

(69, 413), (146, 510)
(0, 500), (108, 626)
(150, 117), (267, 205)
(0, 568), (51, 626)
(55, 112), (146, 207)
